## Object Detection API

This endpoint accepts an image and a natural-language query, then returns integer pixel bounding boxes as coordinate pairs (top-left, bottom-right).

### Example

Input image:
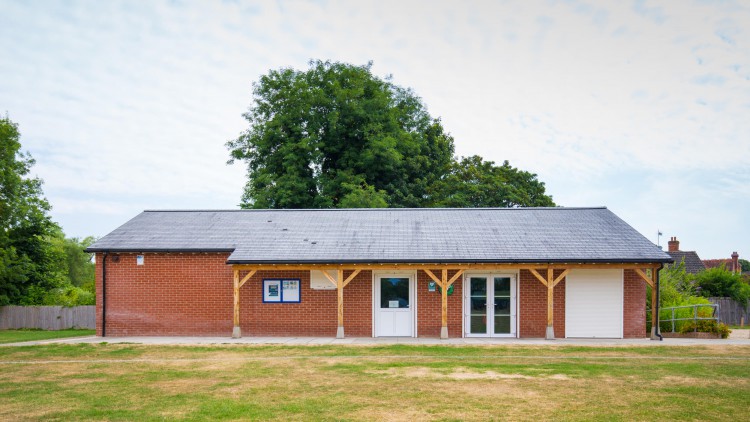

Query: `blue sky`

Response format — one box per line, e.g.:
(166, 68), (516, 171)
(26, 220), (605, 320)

(1, 0), (748, 259)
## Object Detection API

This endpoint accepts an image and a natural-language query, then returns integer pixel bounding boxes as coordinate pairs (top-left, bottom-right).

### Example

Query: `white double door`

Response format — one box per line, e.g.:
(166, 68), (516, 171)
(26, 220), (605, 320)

(464, 274), (517, 337)
(374, 273), (415, 337)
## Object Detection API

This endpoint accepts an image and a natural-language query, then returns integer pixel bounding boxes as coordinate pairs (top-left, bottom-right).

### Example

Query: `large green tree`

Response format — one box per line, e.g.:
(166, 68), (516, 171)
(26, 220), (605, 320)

(0, 116), (66, 305)
(227, 60), (455, 208)
(228, 60), (554, 209)
(429, 155), (554, 208)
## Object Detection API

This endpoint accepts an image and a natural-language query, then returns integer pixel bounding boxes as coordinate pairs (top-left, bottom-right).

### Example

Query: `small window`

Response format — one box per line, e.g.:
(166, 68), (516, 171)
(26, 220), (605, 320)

(136, 255), (144, 266)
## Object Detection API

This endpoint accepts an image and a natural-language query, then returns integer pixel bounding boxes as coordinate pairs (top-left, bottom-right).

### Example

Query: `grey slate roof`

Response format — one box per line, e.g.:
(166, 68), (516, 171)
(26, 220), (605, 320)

(667, 251), (706, 274)
(86, 208), (673, 265)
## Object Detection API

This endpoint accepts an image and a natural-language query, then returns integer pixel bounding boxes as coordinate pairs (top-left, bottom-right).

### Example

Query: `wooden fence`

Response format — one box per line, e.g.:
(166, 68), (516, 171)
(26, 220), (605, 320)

(0, 306), (95, 330)
(708, 297), (750, 326)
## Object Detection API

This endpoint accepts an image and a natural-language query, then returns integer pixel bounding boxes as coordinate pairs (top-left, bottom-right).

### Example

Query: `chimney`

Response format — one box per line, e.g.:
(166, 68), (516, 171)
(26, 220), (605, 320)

(668, 237), (680, 252)
(731, 251), (739, 273)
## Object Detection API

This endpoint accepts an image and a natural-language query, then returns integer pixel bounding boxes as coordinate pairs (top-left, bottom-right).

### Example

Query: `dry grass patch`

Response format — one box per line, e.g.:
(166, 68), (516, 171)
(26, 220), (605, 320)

(0, 344), (749, 420)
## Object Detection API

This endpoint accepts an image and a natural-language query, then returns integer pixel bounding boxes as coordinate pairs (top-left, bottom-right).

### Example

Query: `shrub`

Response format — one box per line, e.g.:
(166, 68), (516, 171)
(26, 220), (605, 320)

(695, 266), (750, 307)
(41, 285), (95, 306)
(679, 320), (731, 338)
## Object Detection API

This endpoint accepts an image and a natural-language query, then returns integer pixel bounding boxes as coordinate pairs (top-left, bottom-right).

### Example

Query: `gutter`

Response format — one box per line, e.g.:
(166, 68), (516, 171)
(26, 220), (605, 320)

(225, 258), (674, 265)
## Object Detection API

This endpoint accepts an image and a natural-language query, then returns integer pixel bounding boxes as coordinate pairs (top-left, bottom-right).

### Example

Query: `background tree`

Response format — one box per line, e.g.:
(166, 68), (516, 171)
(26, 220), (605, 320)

(0, 116), (94, 306)
(694, 265), (750, 306)
(229, 60), (555, 209)
(1, 116), (62, 304)
(227, 60), (455, 209)
(429, 156), (554, 208)
(738, 258), (749, 274)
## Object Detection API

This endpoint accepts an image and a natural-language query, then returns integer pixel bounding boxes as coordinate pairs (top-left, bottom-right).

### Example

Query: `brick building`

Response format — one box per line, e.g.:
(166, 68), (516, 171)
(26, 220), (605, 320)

(87, 207), (672, 340)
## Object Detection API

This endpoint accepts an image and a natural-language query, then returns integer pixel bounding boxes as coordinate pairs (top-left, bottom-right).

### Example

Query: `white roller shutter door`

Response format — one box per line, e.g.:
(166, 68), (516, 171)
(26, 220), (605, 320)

(565, 269), (623, 338)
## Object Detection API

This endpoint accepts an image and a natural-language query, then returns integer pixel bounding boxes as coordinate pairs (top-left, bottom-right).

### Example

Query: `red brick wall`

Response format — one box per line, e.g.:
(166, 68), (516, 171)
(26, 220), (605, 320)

(96, 253), (234, 336)
(623, 269), (647, 338)
(96, 254), (647, 338)
(519, 269), (566, 338)
(96, 253), (372, 337)
(416, 270), (463, 338)
(240, 269), (371, 337)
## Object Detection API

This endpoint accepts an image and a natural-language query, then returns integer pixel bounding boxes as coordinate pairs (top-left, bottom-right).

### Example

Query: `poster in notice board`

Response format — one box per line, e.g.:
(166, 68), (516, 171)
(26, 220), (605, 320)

(282, 279), (300, 302)
(263, 279), (281, 302)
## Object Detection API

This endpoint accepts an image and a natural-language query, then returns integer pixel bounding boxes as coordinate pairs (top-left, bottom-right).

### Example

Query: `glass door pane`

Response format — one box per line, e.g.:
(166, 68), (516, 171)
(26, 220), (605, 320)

(469, 277), (488, 334)
(380, 278), (410, 308)
(494, 277), (511, 334)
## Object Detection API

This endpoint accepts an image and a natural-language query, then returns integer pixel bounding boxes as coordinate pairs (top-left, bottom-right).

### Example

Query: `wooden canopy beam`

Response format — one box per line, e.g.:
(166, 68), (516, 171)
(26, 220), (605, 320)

(232, 262), (662, 272)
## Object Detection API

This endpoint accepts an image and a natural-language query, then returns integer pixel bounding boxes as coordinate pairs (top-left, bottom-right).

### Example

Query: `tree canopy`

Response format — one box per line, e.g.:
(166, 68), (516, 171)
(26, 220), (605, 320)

(228, 60), (554, 209)
(0, 116), (95, 306)
(428, 155), (555, 208)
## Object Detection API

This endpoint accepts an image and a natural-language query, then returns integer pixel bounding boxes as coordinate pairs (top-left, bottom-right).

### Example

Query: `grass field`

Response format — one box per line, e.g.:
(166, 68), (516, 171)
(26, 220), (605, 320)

(1, 343), (748, 420)
(0, 329), (95, 344)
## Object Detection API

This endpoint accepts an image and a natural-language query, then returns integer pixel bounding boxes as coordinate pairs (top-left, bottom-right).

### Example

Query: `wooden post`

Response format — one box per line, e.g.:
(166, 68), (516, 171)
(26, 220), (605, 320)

(546, 268), (555, 340)
(232, 269), (241, 338)
(441, 269), (449, 339)
(651, 270), (659, 340)
(336, 269), (345, 339)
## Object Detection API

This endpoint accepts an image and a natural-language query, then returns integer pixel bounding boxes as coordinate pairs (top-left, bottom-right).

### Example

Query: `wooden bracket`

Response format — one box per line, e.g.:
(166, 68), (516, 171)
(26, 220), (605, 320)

(342, 269), (362, 288)
(238, 270), (257, 288)
(552, 269), (570, 287)
(529, 268), (548, 287)
(635, 268), (655, 288)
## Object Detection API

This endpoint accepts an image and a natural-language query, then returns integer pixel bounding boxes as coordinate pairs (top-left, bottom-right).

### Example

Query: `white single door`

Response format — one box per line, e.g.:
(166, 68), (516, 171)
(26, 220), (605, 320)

(375, 275), (414, 337)
(464, 274), (516, 337)
(566, 269), (623, 338)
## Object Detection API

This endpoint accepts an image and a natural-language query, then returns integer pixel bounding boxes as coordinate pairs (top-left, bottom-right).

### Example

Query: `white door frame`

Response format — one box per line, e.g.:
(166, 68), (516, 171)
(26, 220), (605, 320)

(463, 272), (518, 338)
(372, 271), (417, 337)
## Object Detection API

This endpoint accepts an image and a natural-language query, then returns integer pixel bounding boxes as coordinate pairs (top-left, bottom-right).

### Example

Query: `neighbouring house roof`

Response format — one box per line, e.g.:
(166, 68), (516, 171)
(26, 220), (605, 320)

(667, 251), (707, 274)
(86, 207), (673, 265)
(702, 259), (731, 270)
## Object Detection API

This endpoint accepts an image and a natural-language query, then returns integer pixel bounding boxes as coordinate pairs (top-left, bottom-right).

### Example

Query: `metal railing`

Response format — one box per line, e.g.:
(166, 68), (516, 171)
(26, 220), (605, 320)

(649, 304), (720, 333)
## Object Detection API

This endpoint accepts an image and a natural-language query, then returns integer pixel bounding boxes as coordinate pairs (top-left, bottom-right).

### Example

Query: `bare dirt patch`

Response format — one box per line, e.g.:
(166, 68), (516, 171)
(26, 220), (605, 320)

(368, 365), (572, 381)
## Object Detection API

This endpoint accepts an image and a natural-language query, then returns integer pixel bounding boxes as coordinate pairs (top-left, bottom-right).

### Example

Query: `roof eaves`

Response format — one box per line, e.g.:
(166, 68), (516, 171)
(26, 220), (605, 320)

(225, 257), (673, 265)
(85, 248), (236, 254)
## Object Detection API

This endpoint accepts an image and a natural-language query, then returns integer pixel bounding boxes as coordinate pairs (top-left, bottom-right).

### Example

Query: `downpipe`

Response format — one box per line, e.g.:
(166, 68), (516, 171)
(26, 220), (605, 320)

(102, 252), (107, 337)
(655, 264), (663, 341)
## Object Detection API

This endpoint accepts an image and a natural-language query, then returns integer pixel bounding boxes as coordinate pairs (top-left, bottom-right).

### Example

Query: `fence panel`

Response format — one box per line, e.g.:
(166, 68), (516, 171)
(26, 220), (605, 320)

(0, 306), (95, 330)
(708, 298), (750, 325)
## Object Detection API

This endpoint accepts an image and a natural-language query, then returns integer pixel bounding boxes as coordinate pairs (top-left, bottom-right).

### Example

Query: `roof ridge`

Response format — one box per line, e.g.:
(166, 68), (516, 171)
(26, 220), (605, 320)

(143, 207), (608, 213)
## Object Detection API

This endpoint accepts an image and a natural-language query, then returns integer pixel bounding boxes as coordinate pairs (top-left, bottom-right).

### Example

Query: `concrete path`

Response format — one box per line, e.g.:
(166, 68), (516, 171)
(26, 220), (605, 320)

(4, 335), (750, 347)
(729, 329), (750, 339)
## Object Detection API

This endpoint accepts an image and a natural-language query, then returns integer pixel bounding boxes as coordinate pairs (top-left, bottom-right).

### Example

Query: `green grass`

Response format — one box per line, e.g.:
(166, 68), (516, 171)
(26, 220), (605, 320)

(0, 329), (95, 344)
(0, 344), (748, 420)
